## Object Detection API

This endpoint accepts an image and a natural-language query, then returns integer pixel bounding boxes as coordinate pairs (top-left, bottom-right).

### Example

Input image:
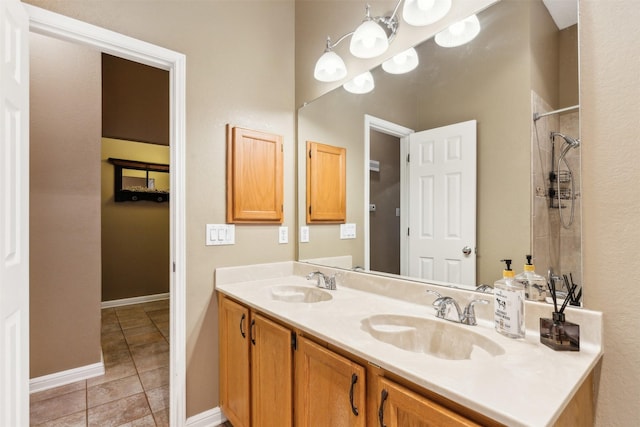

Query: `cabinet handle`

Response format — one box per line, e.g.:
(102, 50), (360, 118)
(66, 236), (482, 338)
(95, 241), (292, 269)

(250, 319), (256, 345)
(239, 313), (246, 338)
(349, 373), (359, 416)
(378, 389), (388, 427)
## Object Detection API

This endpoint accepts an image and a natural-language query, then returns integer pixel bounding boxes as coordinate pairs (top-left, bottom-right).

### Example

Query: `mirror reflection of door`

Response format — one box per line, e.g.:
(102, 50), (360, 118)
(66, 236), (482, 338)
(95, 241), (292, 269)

(369, 130), (402, 275)
(408, 120), (477, 286)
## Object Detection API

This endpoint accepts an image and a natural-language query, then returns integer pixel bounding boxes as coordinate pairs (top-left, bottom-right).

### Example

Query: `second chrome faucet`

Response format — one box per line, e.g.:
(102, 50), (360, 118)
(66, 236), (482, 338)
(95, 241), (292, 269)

(425, 289), (489, 326)
(306, 271), (337, 290)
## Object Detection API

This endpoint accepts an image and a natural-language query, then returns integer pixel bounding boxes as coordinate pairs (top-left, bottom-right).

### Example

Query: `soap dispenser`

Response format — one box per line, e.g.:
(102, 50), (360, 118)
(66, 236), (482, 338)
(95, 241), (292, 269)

(494, 259), (525, 339)
(515, 255), (547, 301)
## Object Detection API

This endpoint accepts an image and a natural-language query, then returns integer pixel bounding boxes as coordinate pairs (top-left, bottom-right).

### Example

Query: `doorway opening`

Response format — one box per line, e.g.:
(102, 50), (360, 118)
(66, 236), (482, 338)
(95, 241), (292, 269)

(364, 115), (413, 275)
(25, 4), (186, 425)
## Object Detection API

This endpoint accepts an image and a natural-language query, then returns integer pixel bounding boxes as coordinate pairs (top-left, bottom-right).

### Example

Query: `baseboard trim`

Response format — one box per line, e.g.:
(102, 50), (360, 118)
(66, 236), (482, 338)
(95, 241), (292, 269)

(30, 359), (105, 394)
(185, 407), (226, 427)
(101, 292), (170, 309)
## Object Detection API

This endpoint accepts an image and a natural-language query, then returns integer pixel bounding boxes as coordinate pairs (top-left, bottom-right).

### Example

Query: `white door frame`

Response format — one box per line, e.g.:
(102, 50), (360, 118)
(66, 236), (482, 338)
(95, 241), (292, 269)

(363, 115), (413, 272)
(25, 5), (187, 425)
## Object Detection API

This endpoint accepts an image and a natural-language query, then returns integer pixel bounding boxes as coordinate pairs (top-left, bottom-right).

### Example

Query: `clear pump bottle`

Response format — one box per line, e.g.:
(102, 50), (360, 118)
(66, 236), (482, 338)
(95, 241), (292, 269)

(494, 259), (525, 339)
(515, 255), (547, 301)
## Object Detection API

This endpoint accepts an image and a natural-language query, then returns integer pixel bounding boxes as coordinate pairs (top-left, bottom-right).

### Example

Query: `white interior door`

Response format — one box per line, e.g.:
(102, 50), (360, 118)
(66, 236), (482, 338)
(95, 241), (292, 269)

(0, 0), (30, 424)
(408, 120), (476, 286)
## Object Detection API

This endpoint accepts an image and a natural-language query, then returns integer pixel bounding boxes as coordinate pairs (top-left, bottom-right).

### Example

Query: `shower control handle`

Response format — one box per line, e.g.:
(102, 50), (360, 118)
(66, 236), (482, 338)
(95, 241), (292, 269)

(462, 246), (472, 256)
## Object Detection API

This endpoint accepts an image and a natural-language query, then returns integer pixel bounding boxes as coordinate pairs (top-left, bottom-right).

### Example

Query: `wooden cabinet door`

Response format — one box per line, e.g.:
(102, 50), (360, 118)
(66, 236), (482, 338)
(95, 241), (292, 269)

(226, 125), (283, 223)
(306, 141), (346, 223)
(374, 377), (480, 427)
(219, 297), (251, 427)
(251, 313), (293, 427)
(295, 336), (366, 427)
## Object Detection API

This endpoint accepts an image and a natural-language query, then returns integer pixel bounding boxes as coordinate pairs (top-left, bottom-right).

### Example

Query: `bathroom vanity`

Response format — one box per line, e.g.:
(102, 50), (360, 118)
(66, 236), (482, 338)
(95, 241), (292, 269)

(216, 262), (602, 427)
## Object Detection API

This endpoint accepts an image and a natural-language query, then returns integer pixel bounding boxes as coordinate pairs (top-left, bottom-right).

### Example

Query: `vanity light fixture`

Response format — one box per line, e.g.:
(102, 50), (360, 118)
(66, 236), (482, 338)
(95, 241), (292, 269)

(313, 0), (452, 82)
(434, 14), (481, 47)
(343, 71), (375, 94)
(382, 47), (419, 74)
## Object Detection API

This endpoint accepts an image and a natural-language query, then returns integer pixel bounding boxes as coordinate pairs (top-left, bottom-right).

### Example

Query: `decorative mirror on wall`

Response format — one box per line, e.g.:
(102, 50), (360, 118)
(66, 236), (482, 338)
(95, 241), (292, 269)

(297, 0), (582, 301)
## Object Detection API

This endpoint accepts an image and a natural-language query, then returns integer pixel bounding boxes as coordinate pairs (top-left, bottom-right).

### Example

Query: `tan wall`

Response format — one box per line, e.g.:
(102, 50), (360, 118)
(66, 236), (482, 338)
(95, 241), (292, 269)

(23, 0), (296, 416)
(580, 1), (640, 424)
(29, 33), (102, 377)
(101, 138), (170, 302)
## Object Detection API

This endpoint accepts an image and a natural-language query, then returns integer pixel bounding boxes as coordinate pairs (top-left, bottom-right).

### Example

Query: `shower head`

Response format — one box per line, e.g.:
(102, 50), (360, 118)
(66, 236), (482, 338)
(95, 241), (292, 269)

(551, 132), (580, 149)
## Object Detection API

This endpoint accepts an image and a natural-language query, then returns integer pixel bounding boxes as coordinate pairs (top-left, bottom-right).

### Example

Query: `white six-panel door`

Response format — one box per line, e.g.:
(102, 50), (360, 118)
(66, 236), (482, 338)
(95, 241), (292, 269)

(408, 120), (477, 286)
(0, 0), (30, 424)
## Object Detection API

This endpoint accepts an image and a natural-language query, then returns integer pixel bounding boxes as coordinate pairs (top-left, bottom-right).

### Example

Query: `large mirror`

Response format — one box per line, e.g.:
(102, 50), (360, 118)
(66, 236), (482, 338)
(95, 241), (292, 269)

(298, 0), (581, 297)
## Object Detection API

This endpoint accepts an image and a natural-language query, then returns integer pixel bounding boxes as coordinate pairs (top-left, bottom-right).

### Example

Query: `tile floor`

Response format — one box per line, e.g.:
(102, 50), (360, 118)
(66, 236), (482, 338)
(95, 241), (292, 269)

(30, 300), (170, 426)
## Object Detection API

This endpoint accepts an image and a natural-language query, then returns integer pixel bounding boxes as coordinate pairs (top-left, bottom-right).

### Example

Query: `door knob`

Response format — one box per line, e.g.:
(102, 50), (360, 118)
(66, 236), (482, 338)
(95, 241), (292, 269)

(462, 246), (472, 256)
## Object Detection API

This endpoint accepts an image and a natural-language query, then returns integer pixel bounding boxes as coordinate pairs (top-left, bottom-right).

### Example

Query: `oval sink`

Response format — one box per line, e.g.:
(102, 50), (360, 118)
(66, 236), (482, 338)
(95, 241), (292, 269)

(270, 285), (333, 303)
(361, 314), (505, 360)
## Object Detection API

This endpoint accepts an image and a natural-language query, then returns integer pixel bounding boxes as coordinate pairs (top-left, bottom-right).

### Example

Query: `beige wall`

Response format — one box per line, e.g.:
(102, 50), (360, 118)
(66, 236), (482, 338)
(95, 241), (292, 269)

(101, 138), (170, 302)
(29, 33), (102, 377)
(580, 1), (640, 424)
(24, 0), (296, 417)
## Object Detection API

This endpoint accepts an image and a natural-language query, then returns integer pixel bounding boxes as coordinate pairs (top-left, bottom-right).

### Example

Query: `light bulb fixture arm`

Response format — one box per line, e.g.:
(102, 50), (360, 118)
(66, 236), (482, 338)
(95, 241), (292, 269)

(324, 32), (354, 52)
(322, 0), (403, 52)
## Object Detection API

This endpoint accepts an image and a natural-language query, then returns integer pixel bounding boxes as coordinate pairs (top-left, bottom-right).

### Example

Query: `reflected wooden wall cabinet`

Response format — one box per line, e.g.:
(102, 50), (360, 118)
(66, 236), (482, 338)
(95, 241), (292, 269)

(226, 125), (284, 223)
(306, 141), (346, 223)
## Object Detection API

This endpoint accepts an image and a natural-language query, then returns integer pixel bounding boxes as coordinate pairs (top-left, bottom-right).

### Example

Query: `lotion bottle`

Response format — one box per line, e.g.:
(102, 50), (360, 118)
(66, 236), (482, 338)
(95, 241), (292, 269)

(494, 259), (525, 339)
(515, 255), (547, 301)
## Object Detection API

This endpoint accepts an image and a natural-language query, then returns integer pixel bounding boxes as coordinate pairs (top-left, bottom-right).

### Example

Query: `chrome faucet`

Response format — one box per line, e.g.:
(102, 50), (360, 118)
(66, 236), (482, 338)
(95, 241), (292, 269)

(306, 271), (337, 290)
(426, 290), (489, 326)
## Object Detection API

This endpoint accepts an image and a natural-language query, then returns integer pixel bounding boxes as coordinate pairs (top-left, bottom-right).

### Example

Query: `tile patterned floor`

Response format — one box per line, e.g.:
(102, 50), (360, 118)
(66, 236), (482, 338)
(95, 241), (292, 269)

(30, 300), (170, 426)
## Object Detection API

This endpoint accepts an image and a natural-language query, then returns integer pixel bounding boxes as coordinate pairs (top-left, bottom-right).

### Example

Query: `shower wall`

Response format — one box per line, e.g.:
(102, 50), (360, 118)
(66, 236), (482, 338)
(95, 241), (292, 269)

(531, 91), (582, 289)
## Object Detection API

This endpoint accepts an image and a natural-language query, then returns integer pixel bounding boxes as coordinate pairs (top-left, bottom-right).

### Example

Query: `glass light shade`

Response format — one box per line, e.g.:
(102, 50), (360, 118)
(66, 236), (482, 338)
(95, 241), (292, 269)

(402, 0), (452, 27)
(314, 50), (347, 82)
(343, 71), (375, 94)
(382, 48), (419, 74)
(434, 14), (481, 47)
(350, 20), (389, 59)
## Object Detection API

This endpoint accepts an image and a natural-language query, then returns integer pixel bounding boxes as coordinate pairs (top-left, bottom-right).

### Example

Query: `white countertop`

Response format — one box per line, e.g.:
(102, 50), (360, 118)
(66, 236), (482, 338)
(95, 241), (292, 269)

(215, 261), (603, 427)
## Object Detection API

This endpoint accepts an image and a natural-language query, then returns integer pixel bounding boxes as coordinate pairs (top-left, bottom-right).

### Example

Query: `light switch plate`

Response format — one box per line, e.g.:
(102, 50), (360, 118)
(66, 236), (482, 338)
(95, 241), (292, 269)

(300, 226), (310, 243)
(278, 226), (288, 244)
(340, 223), (356, 239)
(206, 224), (235, 246)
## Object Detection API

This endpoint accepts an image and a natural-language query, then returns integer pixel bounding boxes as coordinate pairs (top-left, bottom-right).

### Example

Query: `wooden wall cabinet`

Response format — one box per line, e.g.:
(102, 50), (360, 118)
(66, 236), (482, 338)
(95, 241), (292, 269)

(226, 125), (283, 223)
(306, 141), (346, 223)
